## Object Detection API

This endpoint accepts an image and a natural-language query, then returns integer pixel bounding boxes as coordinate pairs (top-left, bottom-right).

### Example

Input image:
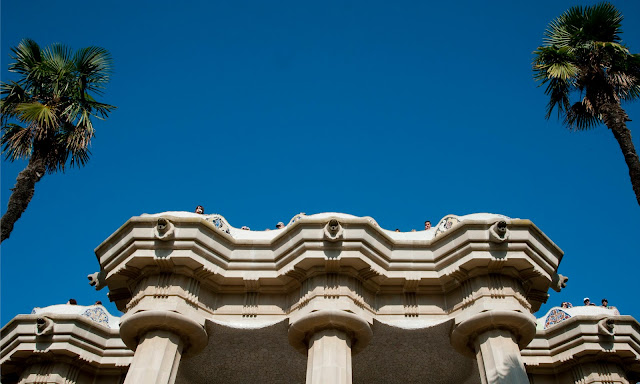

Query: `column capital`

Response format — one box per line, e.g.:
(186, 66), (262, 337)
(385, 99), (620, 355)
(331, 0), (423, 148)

(288, 309), (372, 355)
(450, 310), (536, 357)
(120, 310), (208, 357)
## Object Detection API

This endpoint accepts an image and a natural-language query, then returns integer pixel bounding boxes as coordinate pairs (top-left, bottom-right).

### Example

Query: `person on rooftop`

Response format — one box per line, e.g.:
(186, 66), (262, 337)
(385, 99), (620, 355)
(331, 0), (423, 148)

(276, 222), (285, 229)
(424, 221), (431, 230)
(195, 205), (204, 214)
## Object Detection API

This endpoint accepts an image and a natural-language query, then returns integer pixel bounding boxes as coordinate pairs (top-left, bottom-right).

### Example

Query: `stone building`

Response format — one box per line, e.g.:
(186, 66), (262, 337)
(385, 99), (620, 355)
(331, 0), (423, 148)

(2, 212), (639, 384)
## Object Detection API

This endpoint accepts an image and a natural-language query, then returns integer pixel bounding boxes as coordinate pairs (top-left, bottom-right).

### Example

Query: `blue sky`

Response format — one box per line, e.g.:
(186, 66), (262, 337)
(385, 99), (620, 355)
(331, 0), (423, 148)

(1, 0), (639, 326)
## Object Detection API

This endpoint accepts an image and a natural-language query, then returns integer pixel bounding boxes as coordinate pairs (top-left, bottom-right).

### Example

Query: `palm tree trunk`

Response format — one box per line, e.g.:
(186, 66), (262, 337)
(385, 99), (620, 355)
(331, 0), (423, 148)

(1, 155), (46, 242)
(600, 102), (640, 206)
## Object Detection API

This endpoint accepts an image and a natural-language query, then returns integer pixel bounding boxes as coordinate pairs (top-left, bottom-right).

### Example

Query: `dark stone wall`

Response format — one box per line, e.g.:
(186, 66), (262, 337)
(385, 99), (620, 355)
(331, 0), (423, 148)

(176, 320), (306, 384)
(353, 320), (480, 384)
(176, 319), (480, 384)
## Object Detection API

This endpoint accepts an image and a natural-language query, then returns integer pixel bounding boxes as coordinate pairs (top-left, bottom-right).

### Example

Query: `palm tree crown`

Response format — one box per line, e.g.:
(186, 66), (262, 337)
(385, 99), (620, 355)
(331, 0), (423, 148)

(1, 38), (115, 172)
(533, 2), (640, 206)
(0, 39), (115, 242)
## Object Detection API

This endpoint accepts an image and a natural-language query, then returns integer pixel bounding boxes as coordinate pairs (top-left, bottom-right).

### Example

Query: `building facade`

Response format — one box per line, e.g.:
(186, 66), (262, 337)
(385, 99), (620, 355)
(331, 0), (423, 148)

(2, 212), (639, 384)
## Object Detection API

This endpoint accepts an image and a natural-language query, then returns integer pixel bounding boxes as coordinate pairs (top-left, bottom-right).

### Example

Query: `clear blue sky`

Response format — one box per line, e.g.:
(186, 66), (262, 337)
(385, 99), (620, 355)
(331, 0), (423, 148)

(1, 0), (639, 326)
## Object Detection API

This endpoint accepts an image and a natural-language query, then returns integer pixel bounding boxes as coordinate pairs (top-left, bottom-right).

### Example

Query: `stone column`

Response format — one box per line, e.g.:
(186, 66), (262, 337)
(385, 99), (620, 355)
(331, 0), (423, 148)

(451, 311), (536, 384)
(289, 310), (372, 384)
(120, 311), (207, 384)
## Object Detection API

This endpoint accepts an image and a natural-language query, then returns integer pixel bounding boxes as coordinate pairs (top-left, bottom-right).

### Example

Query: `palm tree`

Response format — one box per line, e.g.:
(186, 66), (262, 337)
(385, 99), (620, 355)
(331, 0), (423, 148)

(1, 39), (115, 242)
(533, 2), (640, 206)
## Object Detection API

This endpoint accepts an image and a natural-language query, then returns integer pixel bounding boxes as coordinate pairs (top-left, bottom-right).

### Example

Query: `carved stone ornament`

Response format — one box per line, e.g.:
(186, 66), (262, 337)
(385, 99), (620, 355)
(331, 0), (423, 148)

(88, 270), (106, 290)
(155, 218), (175, 241)
(598, 317), (615, 337)
(36, 316), (54, 336)
(489, 220), (510, 243)
(323, 219), (344, 242)
(551, 273), (569, 293)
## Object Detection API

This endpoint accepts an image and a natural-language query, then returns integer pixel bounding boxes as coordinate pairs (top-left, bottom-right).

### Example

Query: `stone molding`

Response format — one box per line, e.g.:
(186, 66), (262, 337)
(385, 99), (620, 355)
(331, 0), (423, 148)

(0, 314), (132, 382)
(119, 310), (208, 357)
(522, 315), (640, 382)
(87, 212), (570, 383)
(93, 213), (564, 318)
(450, 310), (537, 357)
(288, 309), (373, 355)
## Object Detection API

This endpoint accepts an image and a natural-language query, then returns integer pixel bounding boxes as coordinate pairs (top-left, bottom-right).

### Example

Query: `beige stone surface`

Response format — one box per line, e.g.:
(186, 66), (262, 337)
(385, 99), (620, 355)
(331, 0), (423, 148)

(0, 312), (131, 384)
(523, 314), (640, 383)
(124, 330), (183, 384)
(4, 212), (639, 384)
(306, 329), (352, 384)
(474, 329), (529, 384)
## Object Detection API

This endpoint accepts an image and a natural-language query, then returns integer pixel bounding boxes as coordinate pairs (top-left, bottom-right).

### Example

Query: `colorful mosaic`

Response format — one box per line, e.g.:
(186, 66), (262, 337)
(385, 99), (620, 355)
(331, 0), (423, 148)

(544, 308), (572, 329)
(205, 214), (231, 234)
(434, 215), (461, 237)
(287, 212), (307, 226)
(82, 307), (110, 328)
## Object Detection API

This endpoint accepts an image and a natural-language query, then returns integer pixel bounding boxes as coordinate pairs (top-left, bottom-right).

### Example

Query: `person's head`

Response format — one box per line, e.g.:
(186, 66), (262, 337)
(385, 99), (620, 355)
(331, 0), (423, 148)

(583, 297), (590, 305)
(561, 302), (568, 308)
(602, 298), (608, 306)
(195, 205), (204, 214)
(94, 301), (102, 305)
(276, 222), (285, 229)
(424, 221), (431, 230)
(68, 298), (77, 305)
(395, 228), (400, 232)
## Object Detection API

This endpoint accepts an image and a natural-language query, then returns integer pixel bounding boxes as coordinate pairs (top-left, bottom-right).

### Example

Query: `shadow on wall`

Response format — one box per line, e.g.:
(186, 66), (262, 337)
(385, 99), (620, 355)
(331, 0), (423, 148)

(353, 320), (481, 384)
(175, 318), (481, 384)
(175, 320), (306, 384)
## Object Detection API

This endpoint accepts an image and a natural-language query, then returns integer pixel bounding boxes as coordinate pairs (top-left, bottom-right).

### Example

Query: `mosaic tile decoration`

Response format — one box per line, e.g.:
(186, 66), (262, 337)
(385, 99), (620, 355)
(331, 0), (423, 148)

(82, 307), (110, 328)
(287, 212), (307, 226)
(434, 215), (461, 237)
(544, 308), (572, 329)
(205, 214), (231, 234)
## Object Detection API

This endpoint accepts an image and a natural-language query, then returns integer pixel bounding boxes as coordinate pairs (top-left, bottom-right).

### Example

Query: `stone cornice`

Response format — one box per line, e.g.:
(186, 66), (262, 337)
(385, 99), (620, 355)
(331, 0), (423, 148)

(94, 215), (563, 301)
(0, 314), (133, 378)
(522, 315), (640, 379)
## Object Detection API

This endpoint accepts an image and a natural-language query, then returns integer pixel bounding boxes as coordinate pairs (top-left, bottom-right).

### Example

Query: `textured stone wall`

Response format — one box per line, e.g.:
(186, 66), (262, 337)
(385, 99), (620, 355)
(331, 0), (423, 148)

(175, 320), (481, 384)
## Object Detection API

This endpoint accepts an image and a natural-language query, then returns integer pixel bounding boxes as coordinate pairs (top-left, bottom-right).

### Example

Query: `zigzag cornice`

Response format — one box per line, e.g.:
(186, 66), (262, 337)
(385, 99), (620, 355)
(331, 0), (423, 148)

(96, 214), (562, 285)
(0, 314), (132, 369)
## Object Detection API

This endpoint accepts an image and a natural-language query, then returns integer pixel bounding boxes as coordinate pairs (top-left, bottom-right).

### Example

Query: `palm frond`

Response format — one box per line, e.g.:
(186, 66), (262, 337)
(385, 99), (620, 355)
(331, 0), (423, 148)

(8, 39), (42, 79)
(74, 46), (113, 94)
(58, 121), (92, 168)
(0, 81), (31, 124)
(534, 2), (637, 123)
(545, 3), (623, 48)
(624, 85), (640, 101)
(1, 123), (33, 160)
(544, 77), (572, 119)
(15, 102), (58, 132)
(583, 2), (622, 43)
(533, 46), (577, 82)
(1, 39), (115, 171)
(564, 101), (601, 131)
